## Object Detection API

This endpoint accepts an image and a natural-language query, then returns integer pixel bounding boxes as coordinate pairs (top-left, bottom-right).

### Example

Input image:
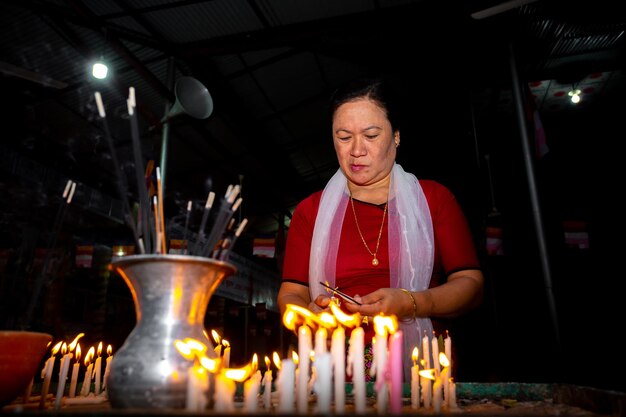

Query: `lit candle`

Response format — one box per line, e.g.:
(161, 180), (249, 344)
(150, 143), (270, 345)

(80, 346), (95, 397)
(39, 341), (62, 409)
(186, 364), (208, 411)
(331, 325), (345, 413)
(102, 344), (113, 390)
(213, 373), (236, 413)
(276, 357), (295, 413)
(431, 333), (440, 377)
(347, 326), (366, 414)
(297, 324), (311, 414)
(211, 329), (222, 357)
(55, 343), (72, 409)
(388, 330), (403, 414)
(93, 342), (103, 395)
(422, 332), (431, 369)
(420, 367), (433, 409)
(69, 344), (81, 398)
(314, 326), (327, 357)
(243, 368), (262, 413)
(372, 315), (396, 415)
(222, 339), (230, 368)
(449, 377), (459, 409)
(433, 375), (443, 413)
(262, 356), (273, 410)
(439, 352), (451, 406)
(313, 351), (332, 414)
(410, 347), (420, 409)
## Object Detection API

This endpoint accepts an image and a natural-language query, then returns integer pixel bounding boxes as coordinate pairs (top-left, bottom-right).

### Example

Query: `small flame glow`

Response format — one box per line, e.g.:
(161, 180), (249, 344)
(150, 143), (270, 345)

(199, 356), (220, 373)
(264, 356), (271, 370)
(75, 344), (81, 362)
(419, 369), (435, 380)
(68, 333), (85, 351)
(373, 314), (398, 336)
(439, 352), (450, 368)
(273, 352), (281, 370)
(51, 341), (63, 356)
(84, 346), (95, 366)
(329, 302), (361, 327)
(97, 341), (103, 357)
(211, 329), (221, 345)
(412, 347), (419, 366)
(107, 344), (113, 356)
(223, 364), (253, 382)
(292, 351), (299, 364)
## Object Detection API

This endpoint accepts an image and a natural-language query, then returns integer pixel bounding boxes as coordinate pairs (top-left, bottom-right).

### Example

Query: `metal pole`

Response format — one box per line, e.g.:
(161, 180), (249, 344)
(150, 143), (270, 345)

(159, 57), (176, 196)
(508, 42), (561, 350)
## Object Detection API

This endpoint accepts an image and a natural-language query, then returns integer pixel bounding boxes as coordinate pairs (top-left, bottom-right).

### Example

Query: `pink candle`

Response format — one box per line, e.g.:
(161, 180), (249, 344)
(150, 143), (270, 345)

(331, 326), (345, 413)
(388, 330), (403, 414)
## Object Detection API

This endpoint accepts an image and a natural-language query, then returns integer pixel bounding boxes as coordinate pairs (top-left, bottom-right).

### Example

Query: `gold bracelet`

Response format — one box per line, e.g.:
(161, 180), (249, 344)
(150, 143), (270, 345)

(400, 288), (417, 321)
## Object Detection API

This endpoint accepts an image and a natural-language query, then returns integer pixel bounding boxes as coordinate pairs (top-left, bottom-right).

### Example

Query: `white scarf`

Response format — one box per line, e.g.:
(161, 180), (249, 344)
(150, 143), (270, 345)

(309, 163), (434, 381)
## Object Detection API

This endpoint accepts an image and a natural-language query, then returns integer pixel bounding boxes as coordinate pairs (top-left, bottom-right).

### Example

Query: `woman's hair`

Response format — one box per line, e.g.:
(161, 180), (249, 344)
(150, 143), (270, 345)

(328, 75), (402, 133)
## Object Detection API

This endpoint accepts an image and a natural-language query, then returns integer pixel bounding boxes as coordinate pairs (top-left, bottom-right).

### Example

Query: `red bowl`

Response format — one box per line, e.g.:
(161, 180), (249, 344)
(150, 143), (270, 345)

(0, 331), (53, 406)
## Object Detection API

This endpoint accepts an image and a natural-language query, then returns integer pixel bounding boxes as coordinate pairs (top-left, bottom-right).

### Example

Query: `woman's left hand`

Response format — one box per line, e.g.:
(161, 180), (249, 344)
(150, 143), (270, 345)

(343, 288), (413, 320)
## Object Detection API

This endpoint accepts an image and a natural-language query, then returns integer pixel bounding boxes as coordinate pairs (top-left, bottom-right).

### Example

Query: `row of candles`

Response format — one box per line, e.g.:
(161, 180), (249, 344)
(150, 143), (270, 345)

(32, 333), (114, 409)
(178, 300), (458, 414)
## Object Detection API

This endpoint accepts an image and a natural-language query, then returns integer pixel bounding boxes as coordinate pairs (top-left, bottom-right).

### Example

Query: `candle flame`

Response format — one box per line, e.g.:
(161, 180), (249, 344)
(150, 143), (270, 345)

(97, 341), (103, 357)
(68, 333), (85, 351)
(107, 344), (113, 356)
(329, 302), (361, 328)
(412, 347), (419, 366)
(75, 344), (81, 362)
(264, 356), (271, 370)
(292, 351), (299, 364)
(211, 329), (221, 345)
(439, 352), (450, 368)
(273, 352), (281, 370)
(222, 339), (230, 348)
(282, 304), (323, 330)
(50, 341), (63, 356)
(61, 342), (68, 355)
(252, 353), (258, 369)
(199, 356), (220, 373)
(419, 368), (436, 380)
(84, 346), (95, 366)
(174, 339), (194, 360)
(318, 312), (337, 328)
(223, 364), (253, 381)
(373, 314), (398, 336)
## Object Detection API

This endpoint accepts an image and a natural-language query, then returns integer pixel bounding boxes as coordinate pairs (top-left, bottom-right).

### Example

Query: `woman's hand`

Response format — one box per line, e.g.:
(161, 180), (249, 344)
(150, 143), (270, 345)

(309, 295), (331, 313)
(342, 288), (415, 321)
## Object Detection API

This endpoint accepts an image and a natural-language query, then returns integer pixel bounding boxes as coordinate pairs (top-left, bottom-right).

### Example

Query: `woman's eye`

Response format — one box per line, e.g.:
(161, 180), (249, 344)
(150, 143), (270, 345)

(365, 134), (378, 140)
(337, 136), (350, 141)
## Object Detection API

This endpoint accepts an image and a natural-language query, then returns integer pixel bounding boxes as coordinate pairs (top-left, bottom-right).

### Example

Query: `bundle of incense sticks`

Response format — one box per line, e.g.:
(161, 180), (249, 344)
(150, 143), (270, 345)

(94, 87), (248, 259)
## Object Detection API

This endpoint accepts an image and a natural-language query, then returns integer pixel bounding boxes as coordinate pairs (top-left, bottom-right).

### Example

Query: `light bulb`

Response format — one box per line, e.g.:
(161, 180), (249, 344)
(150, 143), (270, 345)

(570, 93), (581, 104)
(92, 61), (108, 79)
(568, 88), (582, 104)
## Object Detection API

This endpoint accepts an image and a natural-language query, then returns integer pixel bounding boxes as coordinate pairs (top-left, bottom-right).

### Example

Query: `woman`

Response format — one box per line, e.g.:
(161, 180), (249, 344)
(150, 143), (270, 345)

(278, 76), (484, 381)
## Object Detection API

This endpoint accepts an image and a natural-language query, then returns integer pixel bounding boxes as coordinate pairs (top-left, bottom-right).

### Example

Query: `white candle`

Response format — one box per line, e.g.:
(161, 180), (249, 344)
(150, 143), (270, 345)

(213, 374), (236, 413)
(54, 346), (72, 409)
(411, 364), (420, 409)
(68, 344), (81, 398)
(314, 327), (327, 356)
(276, 358), (295, 413)
(422, 333), (431, 369)
(449, 378), (458, 409)
(103, 345), (113, 390)
(347, 326), (366, 414)
(331, 326), (345, 413)
(313, 351), (332, 414)
(433, 376), (443, 413)
(297, 324), (311, 414)
(444, 332), (452, 371)
(94, 342), (103, 395)
(243, 370), (262, 412)
(186, 365), (208, 411)
(441, 365), (450, 406)
(80, 347), (95, 398)
(431, 335), (440, 376)
(39, 342), (61, 409)
(222, 341), (231, 369)
(372, 335), (389, 414)
(420, 367), (432, 409)
(262, 358), (273, 411)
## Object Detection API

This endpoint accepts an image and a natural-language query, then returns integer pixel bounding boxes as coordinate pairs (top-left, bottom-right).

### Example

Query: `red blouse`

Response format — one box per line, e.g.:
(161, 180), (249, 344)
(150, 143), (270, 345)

(282, 179), (481, 296)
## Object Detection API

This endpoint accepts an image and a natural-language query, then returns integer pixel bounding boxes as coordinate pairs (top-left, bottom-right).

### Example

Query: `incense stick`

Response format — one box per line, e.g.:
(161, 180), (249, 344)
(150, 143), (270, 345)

(94, 92), (143, 253)
(192, 191), (216, 255)
(156, 167), (166, 254)
(201, 188), (242, 257)
(182, 200), (192, 255)
(217, 218), (248, 261)
(127, 88), (153, 253)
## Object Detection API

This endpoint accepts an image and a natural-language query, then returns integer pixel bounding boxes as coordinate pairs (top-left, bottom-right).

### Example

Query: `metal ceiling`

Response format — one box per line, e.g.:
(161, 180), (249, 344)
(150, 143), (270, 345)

(1, 0), (625, 249)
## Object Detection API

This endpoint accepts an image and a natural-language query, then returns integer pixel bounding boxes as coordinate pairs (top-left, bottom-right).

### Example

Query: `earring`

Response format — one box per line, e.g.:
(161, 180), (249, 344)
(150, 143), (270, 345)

(395, 142), (400, 148)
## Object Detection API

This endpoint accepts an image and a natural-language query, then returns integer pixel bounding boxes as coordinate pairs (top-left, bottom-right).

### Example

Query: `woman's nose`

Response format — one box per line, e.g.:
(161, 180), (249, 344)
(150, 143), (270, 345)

(350, 138), (366, 157)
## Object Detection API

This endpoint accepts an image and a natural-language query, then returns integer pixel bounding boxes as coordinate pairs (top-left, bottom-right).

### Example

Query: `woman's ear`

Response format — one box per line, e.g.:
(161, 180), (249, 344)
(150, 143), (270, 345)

(395, 132), (400, 147)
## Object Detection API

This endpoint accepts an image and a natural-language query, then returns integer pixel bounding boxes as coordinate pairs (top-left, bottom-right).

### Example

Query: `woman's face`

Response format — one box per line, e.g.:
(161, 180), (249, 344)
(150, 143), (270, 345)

(332, 98), (399, 187)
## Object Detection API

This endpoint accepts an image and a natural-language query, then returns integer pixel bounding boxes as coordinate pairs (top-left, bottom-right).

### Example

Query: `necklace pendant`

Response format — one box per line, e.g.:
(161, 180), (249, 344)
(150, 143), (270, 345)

(372, 257), (379, 267)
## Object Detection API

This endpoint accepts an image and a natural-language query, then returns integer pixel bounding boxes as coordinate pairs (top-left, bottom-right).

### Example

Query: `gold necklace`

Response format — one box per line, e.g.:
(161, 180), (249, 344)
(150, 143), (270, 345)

(349, 195), (388, 267)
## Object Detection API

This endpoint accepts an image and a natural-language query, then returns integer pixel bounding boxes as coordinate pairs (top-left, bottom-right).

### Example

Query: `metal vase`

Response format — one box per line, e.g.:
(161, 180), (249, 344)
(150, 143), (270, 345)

(106, 254), (236, 409)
